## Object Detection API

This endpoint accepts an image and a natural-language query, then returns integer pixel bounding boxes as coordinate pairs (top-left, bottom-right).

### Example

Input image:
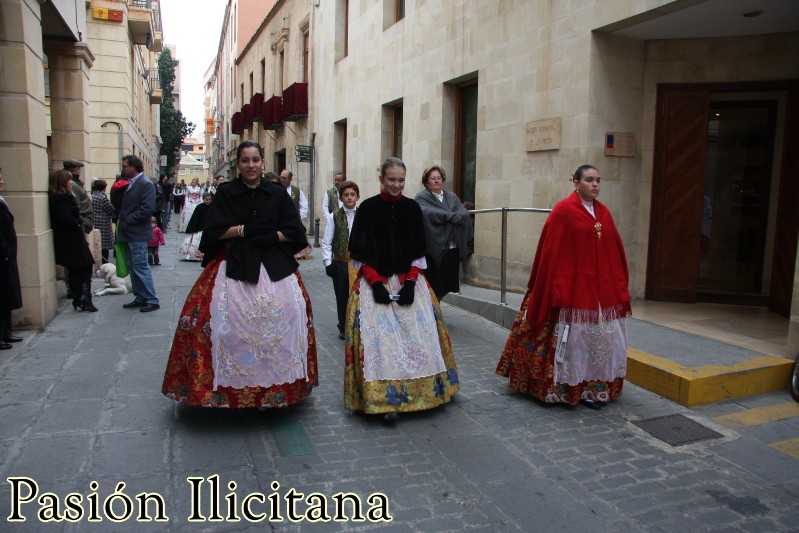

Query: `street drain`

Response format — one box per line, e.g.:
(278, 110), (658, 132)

(632, 414), (723, 446)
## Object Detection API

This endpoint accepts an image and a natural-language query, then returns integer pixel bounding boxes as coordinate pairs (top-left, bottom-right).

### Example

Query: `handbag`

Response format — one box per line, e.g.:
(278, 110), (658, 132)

(114, 223), (129, 278)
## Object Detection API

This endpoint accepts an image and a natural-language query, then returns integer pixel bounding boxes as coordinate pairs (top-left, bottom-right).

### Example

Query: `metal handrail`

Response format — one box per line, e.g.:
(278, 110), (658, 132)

(467, 207), (553, 305)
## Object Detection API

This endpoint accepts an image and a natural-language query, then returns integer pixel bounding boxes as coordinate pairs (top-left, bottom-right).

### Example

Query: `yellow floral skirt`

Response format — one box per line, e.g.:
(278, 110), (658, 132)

(343, 274), (459, 414)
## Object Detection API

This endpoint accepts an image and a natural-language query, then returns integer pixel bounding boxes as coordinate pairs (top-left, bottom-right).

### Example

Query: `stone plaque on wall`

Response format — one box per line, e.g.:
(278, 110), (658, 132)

(526, 118), (561, 152)
(604, 132), (635, 157)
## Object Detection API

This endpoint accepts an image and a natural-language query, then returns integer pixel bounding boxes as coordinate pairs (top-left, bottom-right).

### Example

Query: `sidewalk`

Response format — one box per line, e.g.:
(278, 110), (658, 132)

(446, 284), (794, 406)
(0, 238), (797, 531)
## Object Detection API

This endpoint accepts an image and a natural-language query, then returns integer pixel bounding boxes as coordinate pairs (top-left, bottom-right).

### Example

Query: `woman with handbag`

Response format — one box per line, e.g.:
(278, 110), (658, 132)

(162, 141), (318, 409)
(496, 165), (630, 409)
(49, 170), (97, 312)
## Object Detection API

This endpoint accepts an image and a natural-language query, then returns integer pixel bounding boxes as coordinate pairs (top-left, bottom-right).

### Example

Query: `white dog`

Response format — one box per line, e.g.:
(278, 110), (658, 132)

(94, 263), (132, 296)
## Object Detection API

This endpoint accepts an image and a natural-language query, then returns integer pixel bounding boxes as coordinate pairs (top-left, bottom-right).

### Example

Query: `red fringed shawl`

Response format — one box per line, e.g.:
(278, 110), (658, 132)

(525, 192), (631, 329)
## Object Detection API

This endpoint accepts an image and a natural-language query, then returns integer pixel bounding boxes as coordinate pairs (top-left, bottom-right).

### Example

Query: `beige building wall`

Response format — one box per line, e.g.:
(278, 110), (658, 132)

(87, 0), (162, 182)
(309, 1), (799, 307)
(0, 0), (59, 329)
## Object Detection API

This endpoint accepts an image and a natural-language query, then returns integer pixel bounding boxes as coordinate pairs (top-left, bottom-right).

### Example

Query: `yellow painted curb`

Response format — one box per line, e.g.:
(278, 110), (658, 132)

(626, 347), (794, 406)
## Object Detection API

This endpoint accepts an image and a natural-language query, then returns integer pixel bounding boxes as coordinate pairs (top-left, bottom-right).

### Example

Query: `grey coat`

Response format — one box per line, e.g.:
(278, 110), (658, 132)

(414, 188), (473, 266)
(117, 174), (156, 243)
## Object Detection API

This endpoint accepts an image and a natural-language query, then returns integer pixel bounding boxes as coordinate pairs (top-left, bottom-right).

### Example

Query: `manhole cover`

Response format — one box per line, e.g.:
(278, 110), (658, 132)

(632, 414), (723, 446)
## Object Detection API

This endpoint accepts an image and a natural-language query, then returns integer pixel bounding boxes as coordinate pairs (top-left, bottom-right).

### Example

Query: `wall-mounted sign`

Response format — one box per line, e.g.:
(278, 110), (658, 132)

(526, 118), (561, 152)
(295, 144), (312, 163)
(93, 8), (124, 22)
(604, 132), (635, 157)
(205, 118), (216, 135)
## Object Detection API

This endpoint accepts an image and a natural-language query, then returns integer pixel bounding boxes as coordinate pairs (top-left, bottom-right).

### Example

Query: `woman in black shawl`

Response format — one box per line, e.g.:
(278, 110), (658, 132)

(414, 165), (473, 301)
(162, 141), (318, 409)
(177, 192), (212, 261)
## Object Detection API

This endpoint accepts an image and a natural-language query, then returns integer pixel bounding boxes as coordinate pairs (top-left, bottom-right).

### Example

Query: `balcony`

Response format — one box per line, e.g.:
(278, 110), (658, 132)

(263, 96), (284, 130)
(251, 93), (265, 123)
(149, 0), (162, 51)
(231, 112), (243, 135)
(147, 69), (162, 104)
(282, 82), (308, 121)
(127, 1), (155, 46)
(241, 103), (253, 129)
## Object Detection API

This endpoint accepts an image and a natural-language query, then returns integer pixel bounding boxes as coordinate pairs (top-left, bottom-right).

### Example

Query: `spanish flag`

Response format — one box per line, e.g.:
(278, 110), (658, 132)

(93, 8), (124, 22)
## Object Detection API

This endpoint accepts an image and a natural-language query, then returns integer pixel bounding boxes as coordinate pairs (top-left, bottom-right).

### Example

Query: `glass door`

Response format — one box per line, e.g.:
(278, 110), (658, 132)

(699, 101), (776, 300)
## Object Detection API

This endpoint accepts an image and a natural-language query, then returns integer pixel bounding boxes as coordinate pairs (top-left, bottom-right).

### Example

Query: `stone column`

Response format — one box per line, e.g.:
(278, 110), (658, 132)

(44, 40), (94, 170)
(0, 0), (57, 329)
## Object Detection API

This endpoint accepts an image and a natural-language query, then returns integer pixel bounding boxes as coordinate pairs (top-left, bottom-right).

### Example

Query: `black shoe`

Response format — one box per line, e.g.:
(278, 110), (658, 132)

(4, 335), (22, 343)
(123, 300), (144, 309)
(383, 412), (399, 422)
(139, 303), (160, 313)
(0, 342), (12, 350)
(338, 333), (345, 340)
(580, 399), (603, 410)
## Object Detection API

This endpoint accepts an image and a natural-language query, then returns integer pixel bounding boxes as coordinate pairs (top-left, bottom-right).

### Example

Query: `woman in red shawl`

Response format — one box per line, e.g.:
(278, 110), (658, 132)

(496, 165), (630, 409)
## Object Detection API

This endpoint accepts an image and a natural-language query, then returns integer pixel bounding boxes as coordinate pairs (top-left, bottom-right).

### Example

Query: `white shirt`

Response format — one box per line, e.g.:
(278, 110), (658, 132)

(581, 200), (595, 218)
(321, 206), (356, 266)
(287, 186), (308, 220)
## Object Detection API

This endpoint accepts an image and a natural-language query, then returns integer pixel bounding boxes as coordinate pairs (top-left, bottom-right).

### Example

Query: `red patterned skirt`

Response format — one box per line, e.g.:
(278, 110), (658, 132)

(161, 253), (318, 408)
(496, 291), (624, 405)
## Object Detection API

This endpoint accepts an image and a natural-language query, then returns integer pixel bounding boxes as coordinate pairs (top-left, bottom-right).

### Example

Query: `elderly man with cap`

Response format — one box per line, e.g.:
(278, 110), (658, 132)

(63, 159), (93, 234)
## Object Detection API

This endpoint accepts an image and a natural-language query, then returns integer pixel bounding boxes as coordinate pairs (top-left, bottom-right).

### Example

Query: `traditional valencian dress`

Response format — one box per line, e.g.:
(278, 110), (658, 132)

(162, 177), (318, 408)
(496, 191), (630, 405)
(178, 184), (203, 232)
(344, 191), (459, 414)
(177, 201), (210, 261)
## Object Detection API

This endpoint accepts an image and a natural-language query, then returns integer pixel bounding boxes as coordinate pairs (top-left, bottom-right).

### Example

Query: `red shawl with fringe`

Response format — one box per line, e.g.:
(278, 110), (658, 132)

(525, 191), (630, 329)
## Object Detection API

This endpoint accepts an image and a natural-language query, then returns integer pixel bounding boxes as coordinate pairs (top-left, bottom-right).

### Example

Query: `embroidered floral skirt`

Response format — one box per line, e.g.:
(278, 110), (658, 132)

(177, 231), (204, 262)
(344, 274), (459, 414)
(496, 290), (625, 405)
(162, 253), (318, 408)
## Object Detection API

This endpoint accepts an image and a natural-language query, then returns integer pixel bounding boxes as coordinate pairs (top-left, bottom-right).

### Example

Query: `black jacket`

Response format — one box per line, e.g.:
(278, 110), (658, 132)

(0, 200), (22, 311)
(199, 177), (308, 282)
(49, 194), (94, 268)
(348, 193), (427, 277)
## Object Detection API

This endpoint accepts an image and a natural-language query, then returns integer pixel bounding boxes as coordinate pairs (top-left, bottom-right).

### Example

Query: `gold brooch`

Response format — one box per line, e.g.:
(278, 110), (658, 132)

(594, 222), (603, 239)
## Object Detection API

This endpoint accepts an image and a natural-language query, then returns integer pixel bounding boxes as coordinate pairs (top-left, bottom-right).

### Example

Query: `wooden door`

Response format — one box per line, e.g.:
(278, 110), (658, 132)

(646, 89), (710, 302)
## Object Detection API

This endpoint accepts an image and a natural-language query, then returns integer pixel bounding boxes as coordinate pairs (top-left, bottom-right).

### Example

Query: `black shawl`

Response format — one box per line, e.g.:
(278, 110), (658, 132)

(199, 177), (308, 282)
(348, 193), (427, 277)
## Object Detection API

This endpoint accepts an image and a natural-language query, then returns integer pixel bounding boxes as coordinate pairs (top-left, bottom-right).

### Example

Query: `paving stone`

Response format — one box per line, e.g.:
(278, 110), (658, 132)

(0, 243), (797, 531)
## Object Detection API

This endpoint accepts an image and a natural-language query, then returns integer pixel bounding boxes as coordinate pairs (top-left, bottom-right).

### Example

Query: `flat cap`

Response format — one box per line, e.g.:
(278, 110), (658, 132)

(63, 159), (84, 169)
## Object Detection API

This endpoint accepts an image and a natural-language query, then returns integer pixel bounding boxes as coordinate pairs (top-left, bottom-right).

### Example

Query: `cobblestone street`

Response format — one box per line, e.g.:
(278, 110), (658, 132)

(1, 241), (798, 532)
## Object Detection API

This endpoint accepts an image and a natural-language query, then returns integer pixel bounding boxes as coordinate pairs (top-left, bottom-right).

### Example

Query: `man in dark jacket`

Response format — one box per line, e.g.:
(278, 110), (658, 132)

(118, 155), (159, 312)
(63, 159), (93, 233)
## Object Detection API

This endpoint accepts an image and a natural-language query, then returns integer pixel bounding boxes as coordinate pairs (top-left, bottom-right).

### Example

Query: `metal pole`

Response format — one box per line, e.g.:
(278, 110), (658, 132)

(308, 133), (316, 238)
(313, 218), (321, 248)
(501, 207), (508, 305)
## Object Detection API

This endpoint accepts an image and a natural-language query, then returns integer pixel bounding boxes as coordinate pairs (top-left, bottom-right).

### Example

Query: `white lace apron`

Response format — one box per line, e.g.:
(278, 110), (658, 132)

(210, 261), (308, 390)
(553, 307), (627, 386)
(359, 275), (446, 382)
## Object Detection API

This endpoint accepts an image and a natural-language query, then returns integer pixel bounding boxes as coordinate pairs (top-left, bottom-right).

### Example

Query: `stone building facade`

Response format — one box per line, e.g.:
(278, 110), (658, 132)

(0, 0), (164, 329)
(305, 0), (799, 351)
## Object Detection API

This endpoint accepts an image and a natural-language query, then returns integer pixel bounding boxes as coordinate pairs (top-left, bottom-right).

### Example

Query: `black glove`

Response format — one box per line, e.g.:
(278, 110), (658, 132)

(325, 263), (336, 278)
(397, 280), (416, 306)
(371, 282), (392, 305)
